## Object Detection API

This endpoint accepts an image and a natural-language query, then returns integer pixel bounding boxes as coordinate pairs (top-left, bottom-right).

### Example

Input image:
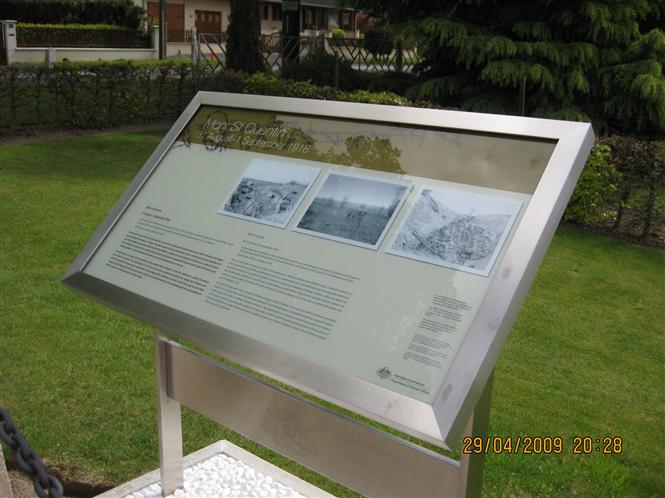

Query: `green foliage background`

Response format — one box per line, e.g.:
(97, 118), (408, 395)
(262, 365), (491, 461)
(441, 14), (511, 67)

(0, 0), (145, 29)
(350, 0), (665, 135)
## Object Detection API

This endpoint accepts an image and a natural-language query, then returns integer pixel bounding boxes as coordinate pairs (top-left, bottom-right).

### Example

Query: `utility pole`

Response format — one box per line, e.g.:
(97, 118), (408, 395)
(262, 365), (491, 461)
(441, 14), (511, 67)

(159, 0), (166, 59)
(518, 75), (527, 116)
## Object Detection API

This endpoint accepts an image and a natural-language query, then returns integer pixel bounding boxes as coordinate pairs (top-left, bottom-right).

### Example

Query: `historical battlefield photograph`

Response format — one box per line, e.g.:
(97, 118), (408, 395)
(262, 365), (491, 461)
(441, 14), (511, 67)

(219, 159), (320, 228)
(388, 187), (523, 275)
(294, 172), (410, 249)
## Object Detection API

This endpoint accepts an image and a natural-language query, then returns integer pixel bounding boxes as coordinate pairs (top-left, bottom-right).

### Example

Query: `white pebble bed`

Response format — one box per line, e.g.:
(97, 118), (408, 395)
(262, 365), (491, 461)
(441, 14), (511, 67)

(124, 453), (308, 498)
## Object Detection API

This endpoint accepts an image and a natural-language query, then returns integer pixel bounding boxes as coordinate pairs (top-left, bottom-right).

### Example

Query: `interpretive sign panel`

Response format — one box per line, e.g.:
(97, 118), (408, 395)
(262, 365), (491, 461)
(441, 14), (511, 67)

(63, 92), (593, 449)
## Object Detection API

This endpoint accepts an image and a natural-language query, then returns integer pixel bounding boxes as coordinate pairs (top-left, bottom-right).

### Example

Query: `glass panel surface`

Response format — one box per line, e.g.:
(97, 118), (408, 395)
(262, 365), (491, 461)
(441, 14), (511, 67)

(82, 105), (555, 404)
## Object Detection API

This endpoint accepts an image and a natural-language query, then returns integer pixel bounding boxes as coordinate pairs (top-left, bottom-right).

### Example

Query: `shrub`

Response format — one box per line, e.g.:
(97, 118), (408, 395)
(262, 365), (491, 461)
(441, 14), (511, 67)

(565, 143), (621, 225)
(0, 0), (145, 29)
(366, 71), (419, 95)
(18, 22), (126, 30)
(331, 28), (346, 39)
(564, 137), (665, 243)
(280, 52), (368, 91)
(604, 136), (665, 240)
(17, 22), (150, 48)
(0, 62), (405, 131)
(241, 73), (407, 106)
(243, 72), (337, 100)
(364, 29), (392, 57)
(336, 88), (407, 106)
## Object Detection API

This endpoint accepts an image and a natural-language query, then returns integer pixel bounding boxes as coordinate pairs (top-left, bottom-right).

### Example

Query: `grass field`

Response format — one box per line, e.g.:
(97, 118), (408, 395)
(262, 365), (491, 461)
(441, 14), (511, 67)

(1, 131), (664, 497)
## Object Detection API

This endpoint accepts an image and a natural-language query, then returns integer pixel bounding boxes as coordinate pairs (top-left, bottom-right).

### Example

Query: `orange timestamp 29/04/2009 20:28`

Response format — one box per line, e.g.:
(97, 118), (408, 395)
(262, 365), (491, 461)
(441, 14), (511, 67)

(462, 436), (623, 455)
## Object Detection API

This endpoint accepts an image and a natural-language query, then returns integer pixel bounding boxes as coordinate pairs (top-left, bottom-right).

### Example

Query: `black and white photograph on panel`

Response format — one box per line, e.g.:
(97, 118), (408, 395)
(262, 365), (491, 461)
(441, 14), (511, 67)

(219, 159), (320, 228)
(294, 172), (411, 250)
(387, 186), (523, 276)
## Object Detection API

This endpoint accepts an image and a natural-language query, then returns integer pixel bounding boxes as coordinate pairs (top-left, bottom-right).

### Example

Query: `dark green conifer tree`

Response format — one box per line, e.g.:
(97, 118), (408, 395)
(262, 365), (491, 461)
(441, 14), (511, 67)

(353, 0), (665, 135)
(226, 0), (264, 74)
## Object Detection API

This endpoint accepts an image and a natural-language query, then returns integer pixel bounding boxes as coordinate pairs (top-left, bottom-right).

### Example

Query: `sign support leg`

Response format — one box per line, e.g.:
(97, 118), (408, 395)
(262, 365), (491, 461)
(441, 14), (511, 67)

(459, 372), (493, 498)
(155, 329), (184, 496)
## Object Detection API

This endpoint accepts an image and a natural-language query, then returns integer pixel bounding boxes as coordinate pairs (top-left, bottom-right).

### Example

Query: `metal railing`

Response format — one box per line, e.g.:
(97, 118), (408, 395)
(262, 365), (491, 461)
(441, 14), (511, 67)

(199, 32), (420, 75)
(167, 29), (203, 44)
(328, 37), (419, 73)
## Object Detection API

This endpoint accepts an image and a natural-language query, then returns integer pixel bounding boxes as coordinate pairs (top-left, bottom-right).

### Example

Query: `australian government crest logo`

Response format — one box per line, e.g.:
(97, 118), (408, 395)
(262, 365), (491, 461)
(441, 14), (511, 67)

(376, 366), (392, 379)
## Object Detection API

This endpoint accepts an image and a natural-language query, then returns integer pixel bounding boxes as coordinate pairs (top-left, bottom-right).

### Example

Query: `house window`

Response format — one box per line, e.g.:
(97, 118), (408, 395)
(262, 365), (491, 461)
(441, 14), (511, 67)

(339, 11), (352, 30)
(195, 10), (222, 34)
(302, 7), (328, 30)
(271, 3), (282, 21)
(261, 3), (270, 20)
(302, 6), (313, 28)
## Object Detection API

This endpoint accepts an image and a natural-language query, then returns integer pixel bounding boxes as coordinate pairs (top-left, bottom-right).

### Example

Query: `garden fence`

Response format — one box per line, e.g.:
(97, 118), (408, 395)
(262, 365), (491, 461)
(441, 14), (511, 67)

(167, 28), (196, 44)
(199, 33), (420, 75)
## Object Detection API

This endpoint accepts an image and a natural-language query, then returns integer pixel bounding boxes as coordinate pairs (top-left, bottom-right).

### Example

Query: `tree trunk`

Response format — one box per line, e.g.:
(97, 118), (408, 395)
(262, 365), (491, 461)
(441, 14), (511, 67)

(640, 181), (656, 240)
(613, 183), (631, 230)
(395, 38), (403, 72)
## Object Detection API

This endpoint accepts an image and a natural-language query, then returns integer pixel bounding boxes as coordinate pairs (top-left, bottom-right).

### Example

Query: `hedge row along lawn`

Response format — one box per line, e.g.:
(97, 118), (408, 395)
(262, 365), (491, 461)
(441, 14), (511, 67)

(1, 131), (664, 497)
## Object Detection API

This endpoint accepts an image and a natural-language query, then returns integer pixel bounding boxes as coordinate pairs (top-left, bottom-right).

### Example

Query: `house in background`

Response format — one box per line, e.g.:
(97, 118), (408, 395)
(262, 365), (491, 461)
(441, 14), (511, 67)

(260, 1), (357, 36)
(134, 0), (357, 47)
(135, 0), (230, 43)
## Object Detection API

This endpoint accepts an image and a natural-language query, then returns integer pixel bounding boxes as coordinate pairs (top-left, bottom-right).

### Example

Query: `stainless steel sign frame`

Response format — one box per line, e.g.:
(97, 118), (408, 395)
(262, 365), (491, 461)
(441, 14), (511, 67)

(63, 92), (593, 496)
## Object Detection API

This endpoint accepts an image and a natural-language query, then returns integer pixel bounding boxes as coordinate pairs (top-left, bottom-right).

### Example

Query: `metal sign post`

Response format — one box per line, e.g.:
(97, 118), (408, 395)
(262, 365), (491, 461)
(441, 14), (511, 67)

(155, 332), (183, 496)
(154, 331), (491, 497)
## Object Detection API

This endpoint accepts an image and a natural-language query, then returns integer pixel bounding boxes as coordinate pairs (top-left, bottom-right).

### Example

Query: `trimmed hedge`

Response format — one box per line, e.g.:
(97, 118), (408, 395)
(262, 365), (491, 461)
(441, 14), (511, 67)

(0, 61), (406, 130)
(18, 22), (127, 30)
(0, 60), (661, 244)
(565, 138), (665, 243)
(0, 0), (145, 29)
(17, 23), (150, 48)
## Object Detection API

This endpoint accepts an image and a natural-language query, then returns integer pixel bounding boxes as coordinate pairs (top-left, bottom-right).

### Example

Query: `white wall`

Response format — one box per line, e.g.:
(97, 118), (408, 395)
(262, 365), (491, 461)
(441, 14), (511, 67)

(167, 42), (191, 57)
(13, 47), (158, 63)
(261, 19), (281, 34)
(328, 12), (338, 29)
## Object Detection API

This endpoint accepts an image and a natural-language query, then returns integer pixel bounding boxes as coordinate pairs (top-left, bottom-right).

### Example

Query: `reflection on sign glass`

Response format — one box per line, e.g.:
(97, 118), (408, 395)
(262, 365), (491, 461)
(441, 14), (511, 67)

(81, 104), (553, 405)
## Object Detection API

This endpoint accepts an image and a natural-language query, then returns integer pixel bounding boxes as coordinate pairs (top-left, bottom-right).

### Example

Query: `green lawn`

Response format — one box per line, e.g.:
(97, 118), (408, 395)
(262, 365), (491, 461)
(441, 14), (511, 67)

(1, 131), (664, 497)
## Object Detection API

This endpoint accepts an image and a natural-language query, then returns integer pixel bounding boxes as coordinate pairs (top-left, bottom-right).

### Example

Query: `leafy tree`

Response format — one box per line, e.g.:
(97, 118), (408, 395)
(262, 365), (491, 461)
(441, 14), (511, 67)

(226, 0), (264, 74)
(327, 136), (404, 173)
(350, 0), (665, 135)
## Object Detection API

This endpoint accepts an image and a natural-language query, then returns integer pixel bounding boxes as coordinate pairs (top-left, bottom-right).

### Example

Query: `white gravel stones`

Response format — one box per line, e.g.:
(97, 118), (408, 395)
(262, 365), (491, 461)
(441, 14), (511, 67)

(124, 453), (307, 498)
